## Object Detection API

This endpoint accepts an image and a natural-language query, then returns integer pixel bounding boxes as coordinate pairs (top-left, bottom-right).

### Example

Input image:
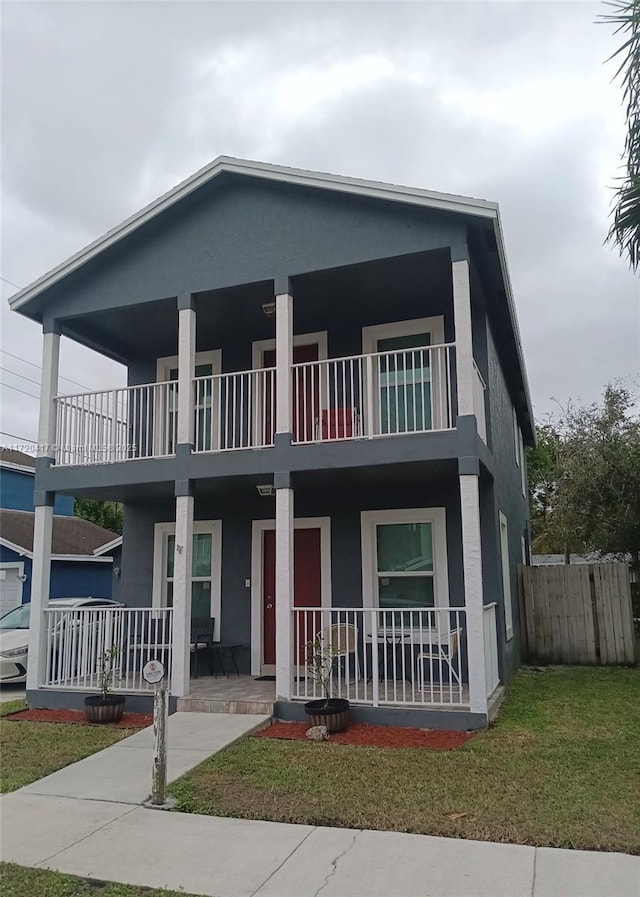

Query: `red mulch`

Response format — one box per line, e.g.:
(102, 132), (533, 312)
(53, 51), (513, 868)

(4, 708), (153, 728)
(254, 720), (473, 749)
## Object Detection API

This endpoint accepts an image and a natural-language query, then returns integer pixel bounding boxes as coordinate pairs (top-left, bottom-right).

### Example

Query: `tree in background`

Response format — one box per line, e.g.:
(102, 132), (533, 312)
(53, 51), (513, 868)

(74, 498), (123, 535)
(602, 0), (640, 270)
(527, 384), (640, 570)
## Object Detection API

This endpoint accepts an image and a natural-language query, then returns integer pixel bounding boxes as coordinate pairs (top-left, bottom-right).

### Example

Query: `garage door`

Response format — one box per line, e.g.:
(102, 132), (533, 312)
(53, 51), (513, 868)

(0, 567), (24, 617)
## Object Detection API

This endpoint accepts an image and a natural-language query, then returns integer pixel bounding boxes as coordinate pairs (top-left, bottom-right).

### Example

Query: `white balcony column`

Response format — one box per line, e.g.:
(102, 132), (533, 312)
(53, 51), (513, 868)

(170, 486), (194, 697)
(452, 255), (475, 418)
(177, 294), (196, 449)
(26, 500), (54, 690)
(275, 476), (294, 700)
(38, 325), (61, 460)
(275, 291), (293, 437)
(459, 470), (488, 715)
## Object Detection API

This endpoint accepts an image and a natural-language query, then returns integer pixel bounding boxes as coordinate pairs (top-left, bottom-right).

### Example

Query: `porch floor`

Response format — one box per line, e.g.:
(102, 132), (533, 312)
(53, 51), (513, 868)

(178, 675), (276, 715)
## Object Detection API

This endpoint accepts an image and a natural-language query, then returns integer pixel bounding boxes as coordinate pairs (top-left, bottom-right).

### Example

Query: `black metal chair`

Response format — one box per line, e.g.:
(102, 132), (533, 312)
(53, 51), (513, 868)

(190, 617), (215, 678)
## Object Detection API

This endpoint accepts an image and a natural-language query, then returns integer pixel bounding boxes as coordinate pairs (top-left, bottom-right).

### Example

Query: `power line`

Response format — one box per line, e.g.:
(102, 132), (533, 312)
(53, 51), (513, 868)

(0, 349), (92, 391)
(0, 381), (40, 400)
(0, 365), (42, 388)
(0, 430), (36, 443)
(0, 276), (22, 290)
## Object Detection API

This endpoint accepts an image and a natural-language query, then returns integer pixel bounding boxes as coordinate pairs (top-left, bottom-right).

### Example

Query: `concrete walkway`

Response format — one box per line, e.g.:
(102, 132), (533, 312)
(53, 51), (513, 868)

(1, 712), (638, 897)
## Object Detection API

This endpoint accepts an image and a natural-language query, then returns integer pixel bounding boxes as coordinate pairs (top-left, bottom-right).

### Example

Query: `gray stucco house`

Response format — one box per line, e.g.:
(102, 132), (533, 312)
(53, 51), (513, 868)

(8, 157), (532, 729)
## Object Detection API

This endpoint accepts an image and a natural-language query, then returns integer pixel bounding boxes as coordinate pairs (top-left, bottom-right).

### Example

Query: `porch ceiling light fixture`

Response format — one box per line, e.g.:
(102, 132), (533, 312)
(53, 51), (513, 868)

(261, 301), (276, 318)
(256, 484), (275, 497)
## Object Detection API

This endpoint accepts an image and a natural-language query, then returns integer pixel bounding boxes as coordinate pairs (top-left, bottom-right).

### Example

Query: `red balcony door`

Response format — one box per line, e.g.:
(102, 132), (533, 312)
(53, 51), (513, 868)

(262, 527), (322, 667)
(262, 344), (319, 442)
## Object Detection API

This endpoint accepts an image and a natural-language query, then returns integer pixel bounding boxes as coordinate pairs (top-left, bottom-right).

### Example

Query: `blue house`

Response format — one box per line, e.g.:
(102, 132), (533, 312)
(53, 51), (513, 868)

(0, 449), (120, 615)
(8, 158), (533, 728)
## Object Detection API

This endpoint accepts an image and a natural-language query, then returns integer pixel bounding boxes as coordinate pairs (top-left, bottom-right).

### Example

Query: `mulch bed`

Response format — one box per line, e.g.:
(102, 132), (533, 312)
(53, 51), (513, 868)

(254, 720), (473, 749)
(4, 708), (153, 728)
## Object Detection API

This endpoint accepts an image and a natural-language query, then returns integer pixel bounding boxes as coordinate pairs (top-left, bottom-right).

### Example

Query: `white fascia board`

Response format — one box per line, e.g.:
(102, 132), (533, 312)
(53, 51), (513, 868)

(92, 536), (123, 556)
(8, 156), (498, 312)
(0, 462), (35, 476)
(0, 537), (32, 558)
(51, 554), (114, 563)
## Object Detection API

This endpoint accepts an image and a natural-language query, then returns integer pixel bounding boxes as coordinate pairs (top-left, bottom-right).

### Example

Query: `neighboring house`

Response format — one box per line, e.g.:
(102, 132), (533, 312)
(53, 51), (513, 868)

(0, 449), (121, 615)
(7, 157), (533, 729)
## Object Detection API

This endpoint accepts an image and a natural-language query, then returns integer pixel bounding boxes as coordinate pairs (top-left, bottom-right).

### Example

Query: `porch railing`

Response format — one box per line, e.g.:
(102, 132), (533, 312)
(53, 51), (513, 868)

(473, 361), (487, 443)
(292, 606), (467, 707)
(483, 602), (500, 696)
(193, 367), (276, 452)
(54, 381), (178, 465)
(42, 607), (173, 693)
(291, 343), (454, 444)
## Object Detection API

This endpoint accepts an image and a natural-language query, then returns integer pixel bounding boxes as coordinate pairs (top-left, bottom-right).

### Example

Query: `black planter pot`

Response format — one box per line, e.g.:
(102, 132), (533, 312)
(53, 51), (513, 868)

(84, 694), (126, 723)
(304, 698), (350, 733)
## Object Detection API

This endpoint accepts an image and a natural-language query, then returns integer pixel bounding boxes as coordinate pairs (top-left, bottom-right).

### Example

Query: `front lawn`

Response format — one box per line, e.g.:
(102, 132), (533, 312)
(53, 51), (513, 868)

(171, 667), (640, 853)
(0, 864), (203, 897)
(0, 702), (143, 793)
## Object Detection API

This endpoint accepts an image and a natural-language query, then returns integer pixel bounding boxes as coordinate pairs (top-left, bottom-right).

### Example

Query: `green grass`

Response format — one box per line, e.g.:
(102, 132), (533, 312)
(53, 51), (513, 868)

(0, 701), (143, 794)
(0, 864), (203, 897)
(171, 667), (640, 853)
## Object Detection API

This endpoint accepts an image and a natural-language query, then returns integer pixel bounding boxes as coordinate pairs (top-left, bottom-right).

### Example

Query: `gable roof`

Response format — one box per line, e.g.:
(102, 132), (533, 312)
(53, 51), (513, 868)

(7, 157), (499, 314)
(0, 508), (121, 559)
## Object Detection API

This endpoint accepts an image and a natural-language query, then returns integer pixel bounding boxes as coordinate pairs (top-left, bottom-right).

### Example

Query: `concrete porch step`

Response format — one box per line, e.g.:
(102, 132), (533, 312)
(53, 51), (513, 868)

(177, 696), (275, 715)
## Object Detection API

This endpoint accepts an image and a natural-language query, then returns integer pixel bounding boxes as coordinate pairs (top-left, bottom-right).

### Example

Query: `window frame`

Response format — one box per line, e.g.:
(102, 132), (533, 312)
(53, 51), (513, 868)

(361, 507), (449, 614)
(499, 511), (514, 641)
(152, 519), (222, 640)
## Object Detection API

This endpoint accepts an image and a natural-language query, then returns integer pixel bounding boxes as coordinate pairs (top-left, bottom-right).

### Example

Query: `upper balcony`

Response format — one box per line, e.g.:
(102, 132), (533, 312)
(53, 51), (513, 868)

(53, 339), (486, 468)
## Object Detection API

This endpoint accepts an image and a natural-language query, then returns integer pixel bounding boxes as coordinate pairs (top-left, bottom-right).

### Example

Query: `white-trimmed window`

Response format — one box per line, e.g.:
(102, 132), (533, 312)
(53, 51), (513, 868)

(156, 350), (221, 453)
(513, 407), (520, 467)
(499, 511), (513, 640)
(518, 427), (526, 496)
(361, 508), (449, 613)
(152, 520), (222, 640)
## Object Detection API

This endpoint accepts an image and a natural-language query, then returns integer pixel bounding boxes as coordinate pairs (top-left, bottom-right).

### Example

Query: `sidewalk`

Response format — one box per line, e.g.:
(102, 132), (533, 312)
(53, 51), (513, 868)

(1, 712), (638, 897)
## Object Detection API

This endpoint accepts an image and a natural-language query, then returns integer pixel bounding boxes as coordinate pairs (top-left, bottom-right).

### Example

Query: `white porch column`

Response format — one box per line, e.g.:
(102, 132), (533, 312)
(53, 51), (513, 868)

(26, 503), (54, 690)
(38, 328), (61, 459)
(177, 296), (196, 448)
(275, 292), (293, 436)
(170, 490), (194, 697)
(452, 257), (475, 418)
(275, 482), (294, 700)
(459, 473), (488, 714)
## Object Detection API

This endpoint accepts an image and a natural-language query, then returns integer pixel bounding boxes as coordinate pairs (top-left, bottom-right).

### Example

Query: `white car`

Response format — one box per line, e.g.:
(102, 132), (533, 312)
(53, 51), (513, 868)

(0, 597), (123, 684)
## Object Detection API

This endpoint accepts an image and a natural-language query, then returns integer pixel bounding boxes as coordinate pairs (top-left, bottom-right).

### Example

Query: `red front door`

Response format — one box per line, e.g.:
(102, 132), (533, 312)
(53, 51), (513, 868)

(263, 344), (319, 442)
(262, 527), (322, 667)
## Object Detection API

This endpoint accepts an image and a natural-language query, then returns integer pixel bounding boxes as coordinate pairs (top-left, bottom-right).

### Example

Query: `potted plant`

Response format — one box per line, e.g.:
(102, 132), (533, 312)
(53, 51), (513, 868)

(84, 645), (126, 723)
(304, 633), (350, 733)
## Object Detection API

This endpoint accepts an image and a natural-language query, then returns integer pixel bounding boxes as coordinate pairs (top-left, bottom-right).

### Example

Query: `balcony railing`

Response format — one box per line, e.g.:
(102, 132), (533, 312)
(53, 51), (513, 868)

(291, 343), (454, 444)
(43, 607), (173, 693)
(55, 381), (177, 466)
(292, 606), (467, 707)
(193, 367), (275, 452)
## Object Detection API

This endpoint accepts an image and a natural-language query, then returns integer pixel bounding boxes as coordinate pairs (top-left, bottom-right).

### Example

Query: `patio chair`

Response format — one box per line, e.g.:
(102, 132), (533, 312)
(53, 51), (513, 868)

(191, 616), (215, 678)
(416, 627), (462, 692)
(321, 622), (360, 682)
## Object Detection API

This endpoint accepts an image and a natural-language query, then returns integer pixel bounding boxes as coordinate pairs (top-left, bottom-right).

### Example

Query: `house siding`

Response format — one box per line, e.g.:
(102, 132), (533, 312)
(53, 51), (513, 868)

(484, 319), (529, 681)
(1, 468), (73, 515)
(0, 544), (114, 604)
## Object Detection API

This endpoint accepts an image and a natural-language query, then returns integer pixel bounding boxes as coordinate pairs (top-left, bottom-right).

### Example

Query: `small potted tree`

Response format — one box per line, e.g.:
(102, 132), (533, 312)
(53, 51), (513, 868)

(304, 633), (350, 733)
(84, 645), (126, 723)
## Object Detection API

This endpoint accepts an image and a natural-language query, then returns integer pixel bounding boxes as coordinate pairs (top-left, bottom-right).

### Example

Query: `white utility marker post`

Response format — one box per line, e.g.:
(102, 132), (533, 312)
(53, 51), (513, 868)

(144, 660), (168, 806)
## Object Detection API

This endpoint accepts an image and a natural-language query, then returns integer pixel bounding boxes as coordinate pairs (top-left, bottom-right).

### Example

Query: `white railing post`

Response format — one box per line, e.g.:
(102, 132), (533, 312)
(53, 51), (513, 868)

(275, 292), (293, 437)
(459, 473), (488, 714)
(170, 491), (194, 697)
(275, 483), (294, 701)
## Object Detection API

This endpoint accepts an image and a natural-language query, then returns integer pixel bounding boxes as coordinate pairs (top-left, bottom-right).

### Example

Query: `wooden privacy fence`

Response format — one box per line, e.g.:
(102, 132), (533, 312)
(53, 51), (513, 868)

(518, 563), (636, 666)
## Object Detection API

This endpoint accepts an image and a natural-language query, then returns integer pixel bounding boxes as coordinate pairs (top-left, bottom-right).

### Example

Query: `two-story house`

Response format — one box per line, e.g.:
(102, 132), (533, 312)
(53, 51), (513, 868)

(0, 448), (120, 616)
(7, 158), (532, 730)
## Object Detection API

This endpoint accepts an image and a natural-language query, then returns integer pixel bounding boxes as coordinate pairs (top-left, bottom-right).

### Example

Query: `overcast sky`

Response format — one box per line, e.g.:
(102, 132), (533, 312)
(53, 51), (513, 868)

(1, 0), (638, 447)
